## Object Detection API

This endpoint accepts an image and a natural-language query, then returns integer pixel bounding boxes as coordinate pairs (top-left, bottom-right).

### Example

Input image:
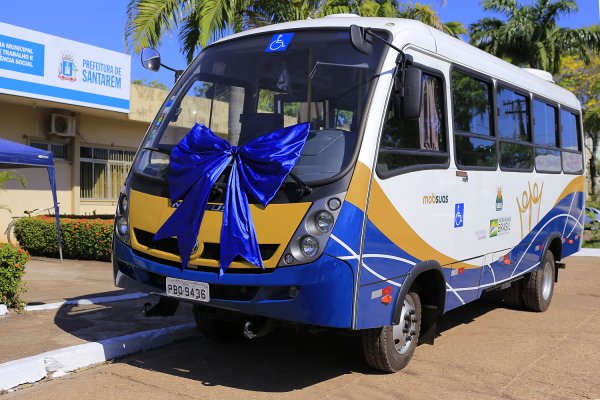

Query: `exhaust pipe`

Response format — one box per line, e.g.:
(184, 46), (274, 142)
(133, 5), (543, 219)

(242, 318), (272, 339)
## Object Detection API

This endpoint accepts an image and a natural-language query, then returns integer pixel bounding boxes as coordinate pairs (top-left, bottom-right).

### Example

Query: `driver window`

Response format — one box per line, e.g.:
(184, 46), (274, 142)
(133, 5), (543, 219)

(377, 71), (448, 175)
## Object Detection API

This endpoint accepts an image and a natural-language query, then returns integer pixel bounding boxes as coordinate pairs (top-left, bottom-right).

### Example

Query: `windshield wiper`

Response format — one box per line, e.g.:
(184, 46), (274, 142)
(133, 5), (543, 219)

(143, 146), (171, 155)
(286, 172), (312, 196)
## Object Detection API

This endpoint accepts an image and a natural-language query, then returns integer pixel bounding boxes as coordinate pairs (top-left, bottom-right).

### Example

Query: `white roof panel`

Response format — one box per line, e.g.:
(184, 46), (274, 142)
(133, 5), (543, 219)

(214, 16), (580, 111)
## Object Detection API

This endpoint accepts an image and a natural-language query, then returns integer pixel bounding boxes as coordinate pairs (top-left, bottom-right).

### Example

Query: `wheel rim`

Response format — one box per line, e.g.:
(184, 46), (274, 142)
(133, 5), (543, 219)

(392, 295), (417, 355)
(542, 259), (553, 301)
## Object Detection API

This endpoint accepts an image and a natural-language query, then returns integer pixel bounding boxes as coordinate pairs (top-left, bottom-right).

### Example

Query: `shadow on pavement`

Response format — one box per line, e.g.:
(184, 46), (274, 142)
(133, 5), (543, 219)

(52, 295), (194, 343)
(123, 330), (372, 392)
(436, 298), (500, 337)
(113, 299), (513, 392)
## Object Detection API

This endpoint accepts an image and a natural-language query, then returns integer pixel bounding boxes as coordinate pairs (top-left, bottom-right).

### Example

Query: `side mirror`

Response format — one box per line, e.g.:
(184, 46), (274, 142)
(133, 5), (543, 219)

(350, 25), (373, 55)
(141, 48), (161, 71)
(394, 67), (422, 120)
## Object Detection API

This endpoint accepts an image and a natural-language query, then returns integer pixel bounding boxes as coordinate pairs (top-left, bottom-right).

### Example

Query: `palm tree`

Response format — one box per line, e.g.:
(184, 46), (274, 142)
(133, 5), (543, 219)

(469, 0), (600, 74)
(126, 1), (464, 64)
(397, 3), (466, 38)
(0, 171), (26, 212)
(125, 0), (321, 64)
(321, 0), (400, 17)
(319, 1), (465, 38)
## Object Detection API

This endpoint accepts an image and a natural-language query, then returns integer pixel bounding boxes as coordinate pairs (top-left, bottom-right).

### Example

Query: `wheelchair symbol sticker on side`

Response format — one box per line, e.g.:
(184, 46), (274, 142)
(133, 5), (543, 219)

(454, 203), (464, 228)
(265, 33), (295, 52)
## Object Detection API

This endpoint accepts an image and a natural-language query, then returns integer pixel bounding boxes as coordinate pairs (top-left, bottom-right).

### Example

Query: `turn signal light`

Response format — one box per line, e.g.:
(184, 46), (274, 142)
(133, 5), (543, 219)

(381, 295), (393, 304)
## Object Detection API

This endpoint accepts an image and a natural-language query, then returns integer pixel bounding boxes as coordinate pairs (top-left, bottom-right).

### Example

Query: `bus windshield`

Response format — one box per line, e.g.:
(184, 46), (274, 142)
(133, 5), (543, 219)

(134, 29), (387, 184)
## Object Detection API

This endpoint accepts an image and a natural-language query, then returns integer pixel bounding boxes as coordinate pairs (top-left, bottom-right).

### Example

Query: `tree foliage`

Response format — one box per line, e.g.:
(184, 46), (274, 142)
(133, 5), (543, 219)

(397, 2), (466, 37)
(125, 0), (465, 64)
(556, 48), (600, 194)
(0, 171), (26, 213)
(469, 0), (600, 74)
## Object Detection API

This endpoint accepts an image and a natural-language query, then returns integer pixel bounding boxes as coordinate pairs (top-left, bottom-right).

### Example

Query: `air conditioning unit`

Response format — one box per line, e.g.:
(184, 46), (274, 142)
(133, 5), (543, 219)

(48, 114), (76, 137)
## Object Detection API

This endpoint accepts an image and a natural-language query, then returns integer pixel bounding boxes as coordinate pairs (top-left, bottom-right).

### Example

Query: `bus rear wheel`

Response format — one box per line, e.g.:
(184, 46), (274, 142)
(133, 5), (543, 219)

(362, 291), (421, 372)
(522, 251), (555, 312)
(193, 305), (242, 341)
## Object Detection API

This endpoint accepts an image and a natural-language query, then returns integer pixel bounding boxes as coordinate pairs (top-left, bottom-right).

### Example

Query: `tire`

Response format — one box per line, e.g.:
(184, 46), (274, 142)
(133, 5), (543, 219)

(522, 251), (555, 312)
(362, 291), (422, 372)
(193, 305), (242, 341)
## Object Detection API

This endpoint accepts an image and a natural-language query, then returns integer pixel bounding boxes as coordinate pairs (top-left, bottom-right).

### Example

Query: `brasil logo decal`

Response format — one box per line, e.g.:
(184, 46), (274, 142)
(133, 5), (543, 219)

(489, 219), (498, 237)
(58, 52), (77, 82)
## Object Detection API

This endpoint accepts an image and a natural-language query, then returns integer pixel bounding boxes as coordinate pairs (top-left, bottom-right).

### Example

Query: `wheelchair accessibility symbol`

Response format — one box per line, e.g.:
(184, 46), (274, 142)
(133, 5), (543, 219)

(454, 203), (464, 228)
(265, 33), (295, 52)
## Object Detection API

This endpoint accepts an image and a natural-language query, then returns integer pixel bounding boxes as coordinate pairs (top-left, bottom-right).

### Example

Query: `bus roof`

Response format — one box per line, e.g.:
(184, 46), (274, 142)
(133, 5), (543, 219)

(215, 16), (581, 111)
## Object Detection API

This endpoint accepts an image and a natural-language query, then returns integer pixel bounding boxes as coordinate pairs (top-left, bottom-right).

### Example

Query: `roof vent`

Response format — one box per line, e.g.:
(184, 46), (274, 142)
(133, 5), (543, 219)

(523, 68), (554, 83)
(324, 13), (360, 18)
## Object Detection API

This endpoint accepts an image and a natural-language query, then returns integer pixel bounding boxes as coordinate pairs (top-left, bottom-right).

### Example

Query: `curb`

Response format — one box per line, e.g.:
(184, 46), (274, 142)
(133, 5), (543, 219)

(572, 248), (600, 257)
(25, 292), (150, 312)
(0, 322), (199, 392)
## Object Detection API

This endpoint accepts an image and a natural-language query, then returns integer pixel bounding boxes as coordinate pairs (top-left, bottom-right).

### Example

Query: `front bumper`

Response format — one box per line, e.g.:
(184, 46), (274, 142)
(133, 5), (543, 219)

(113, 239), (354, 328)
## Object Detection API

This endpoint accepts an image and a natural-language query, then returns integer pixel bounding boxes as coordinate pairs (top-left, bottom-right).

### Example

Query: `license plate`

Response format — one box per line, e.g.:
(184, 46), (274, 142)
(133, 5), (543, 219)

(165, 277), (210, 302)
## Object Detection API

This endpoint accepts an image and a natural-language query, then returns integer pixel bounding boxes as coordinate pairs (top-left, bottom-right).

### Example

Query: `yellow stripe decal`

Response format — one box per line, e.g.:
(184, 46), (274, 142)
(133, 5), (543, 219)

(554, 176), (585, 206)
(366, 178), (478, 268)
(345, 161), (371, 212)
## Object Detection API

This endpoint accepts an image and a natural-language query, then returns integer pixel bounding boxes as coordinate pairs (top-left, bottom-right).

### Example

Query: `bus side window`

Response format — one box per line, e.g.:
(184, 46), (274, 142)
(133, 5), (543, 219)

(497, 86), (534, 171)
(560, 109), (583, 174)
(377, 72), (448, 175)
(533, 99), (561, 173)
(451, 70), (496, 169)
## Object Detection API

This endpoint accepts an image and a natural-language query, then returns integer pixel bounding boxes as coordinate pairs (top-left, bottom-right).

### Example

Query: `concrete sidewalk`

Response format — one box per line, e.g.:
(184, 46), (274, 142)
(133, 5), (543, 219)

(23, 257), (133, 305)
(0, 257), (196, 389)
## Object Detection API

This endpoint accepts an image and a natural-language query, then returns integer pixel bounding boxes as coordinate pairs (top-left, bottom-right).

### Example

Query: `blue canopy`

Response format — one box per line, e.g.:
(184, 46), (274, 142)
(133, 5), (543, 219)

(0, 138), (62, 261)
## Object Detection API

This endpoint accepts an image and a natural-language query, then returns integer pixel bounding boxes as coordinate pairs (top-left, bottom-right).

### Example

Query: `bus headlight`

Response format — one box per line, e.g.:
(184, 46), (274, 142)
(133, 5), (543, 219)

(116, 216), (129, 237)
(314, 211), (334, 233)
(115, 192), (130, 245)
(278, 192), (347, 266)
(120, 195), (128, 214)
(300, 236), (319, 258)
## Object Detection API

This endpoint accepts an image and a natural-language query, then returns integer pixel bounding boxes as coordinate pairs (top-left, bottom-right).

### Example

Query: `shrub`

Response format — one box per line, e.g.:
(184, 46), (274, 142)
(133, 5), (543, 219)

(14, 216), (113, 261)
(0, 244), (29, 308)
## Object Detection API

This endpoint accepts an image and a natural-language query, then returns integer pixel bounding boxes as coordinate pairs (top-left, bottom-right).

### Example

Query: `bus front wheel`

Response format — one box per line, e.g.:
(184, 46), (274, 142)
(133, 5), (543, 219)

(522, 251), (555, 312)
(362, 291), (422, 372)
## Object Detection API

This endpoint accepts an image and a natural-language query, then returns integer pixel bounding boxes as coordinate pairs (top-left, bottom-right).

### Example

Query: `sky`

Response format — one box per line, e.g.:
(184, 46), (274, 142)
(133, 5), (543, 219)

(0, 0), (599, 88)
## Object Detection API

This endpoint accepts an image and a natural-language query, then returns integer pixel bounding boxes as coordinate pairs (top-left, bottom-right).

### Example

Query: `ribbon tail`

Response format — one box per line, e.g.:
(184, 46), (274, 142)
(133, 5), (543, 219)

(220, 159), (263, 276)
(154, 158), (229, 269)
(153, 180), (211, 269)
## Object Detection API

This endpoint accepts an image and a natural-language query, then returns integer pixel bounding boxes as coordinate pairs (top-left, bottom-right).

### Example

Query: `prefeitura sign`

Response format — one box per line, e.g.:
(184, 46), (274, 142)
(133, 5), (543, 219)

(0, 22), (130, 113)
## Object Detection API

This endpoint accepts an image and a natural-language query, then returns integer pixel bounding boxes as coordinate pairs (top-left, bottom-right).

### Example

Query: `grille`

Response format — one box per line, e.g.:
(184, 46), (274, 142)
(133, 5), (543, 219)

(134, 229), (279, 261)
(134, 229), (180, 255)
(201, 243), (279, 261)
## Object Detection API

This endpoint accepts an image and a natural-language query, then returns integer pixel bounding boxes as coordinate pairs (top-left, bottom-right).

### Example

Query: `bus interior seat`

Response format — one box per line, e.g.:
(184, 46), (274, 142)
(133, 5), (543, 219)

(238, 113), (284, 146)
(294, 129), (352, 179)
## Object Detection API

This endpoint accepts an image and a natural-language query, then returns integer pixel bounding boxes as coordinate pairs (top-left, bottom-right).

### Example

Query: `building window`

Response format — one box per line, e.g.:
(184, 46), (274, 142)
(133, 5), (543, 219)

(29, 140), (67, 160)
(80, 146), (136, 199)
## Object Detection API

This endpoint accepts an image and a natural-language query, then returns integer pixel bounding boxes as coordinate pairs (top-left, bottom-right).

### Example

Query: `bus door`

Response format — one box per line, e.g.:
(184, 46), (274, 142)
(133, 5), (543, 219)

(354, 62), (455, 328)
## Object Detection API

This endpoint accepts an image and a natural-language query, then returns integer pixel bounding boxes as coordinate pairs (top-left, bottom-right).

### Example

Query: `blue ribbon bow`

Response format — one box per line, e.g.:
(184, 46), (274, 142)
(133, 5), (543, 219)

(154, 122), (310, 276)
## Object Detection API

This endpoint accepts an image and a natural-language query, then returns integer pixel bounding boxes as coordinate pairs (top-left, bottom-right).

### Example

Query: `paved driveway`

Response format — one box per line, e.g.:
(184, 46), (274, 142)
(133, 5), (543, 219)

(6, 256), (600, 399)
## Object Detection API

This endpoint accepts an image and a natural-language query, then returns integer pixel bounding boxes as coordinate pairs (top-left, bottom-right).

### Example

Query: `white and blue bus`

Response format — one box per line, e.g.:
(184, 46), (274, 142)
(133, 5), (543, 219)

(113, 16), (585, 372)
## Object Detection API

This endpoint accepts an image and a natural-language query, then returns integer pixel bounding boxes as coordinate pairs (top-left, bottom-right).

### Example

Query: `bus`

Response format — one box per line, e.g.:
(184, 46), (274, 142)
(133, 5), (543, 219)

(113, 16), (585, 372)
